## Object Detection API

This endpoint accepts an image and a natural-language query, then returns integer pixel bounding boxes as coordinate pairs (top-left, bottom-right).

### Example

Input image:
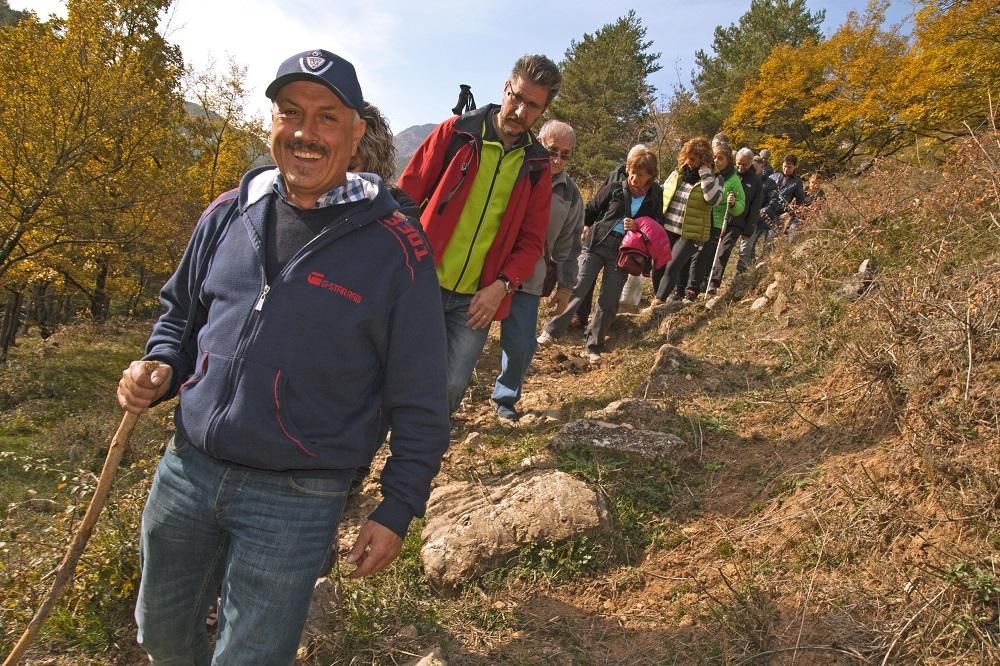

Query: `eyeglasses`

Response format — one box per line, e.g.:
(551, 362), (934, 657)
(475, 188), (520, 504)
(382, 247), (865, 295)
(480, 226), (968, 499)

(504, 81), (545, 114)
(545, 146), (572, 161)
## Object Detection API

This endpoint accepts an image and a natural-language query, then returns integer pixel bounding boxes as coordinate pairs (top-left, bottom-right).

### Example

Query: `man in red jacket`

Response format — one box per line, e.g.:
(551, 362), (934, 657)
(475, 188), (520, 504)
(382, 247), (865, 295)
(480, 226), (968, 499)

(398, 54), (560, 413)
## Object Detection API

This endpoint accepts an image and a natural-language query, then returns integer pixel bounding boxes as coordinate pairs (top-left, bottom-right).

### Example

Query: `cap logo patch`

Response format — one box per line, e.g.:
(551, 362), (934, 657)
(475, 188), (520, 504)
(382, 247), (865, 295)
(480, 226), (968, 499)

(302, 52), (332, 75)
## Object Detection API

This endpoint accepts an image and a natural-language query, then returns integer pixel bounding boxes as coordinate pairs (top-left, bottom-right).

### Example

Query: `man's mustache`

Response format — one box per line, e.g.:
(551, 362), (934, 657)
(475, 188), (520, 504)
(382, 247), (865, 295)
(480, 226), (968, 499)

(503, 114), (525, 128)
(286, 139), (327, 156)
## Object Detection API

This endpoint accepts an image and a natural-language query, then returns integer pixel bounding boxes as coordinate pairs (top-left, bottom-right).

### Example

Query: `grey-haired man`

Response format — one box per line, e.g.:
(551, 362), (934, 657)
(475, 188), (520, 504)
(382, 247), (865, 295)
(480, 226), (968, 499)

(118, 49), (449, 664)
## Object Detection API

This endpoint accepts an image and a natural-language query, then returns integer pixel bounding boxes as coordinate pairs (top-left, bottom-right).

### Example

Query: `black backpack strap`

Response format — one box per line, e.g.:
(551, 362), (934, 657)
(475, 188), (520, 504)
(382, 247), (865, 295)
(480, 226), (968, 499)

(424, 131), (474, 215)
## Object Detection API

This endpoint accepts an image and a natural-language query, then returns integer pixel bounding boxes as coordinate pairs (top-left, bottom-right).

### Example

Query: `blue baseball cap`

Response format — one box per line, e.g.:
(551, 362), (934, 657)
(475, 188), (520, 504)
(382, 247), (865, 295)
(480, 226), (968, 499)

(265, 49), (363, 110)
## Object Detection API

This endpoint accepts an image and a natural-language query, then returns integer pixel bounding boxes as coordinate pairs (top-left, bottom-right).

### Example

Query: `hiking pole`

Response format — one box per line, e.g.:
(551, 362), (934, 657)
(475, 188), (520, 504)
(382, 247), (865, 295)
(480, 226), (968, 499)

(3, 361), (156, 666)
(707, 199), (733, 293)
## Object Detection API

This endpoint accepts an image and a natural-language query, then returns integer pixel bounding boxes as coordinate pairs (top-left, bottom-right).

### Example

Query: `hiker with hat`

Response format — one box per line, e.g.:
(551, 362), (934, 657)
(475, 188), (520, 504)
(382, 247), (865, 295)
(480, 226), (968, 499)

(398, 55), (559, 414)
(117, 49), (450, 663)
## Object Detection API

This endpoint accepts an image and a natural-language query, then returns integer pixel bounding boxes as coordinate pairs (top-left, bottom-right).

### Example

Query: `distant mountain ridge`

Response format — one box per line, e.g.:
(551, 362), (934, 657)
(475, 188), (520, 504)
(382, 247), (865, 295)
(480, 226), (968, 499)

(393, 123), (436, 179)
(395, 123), (436, 157)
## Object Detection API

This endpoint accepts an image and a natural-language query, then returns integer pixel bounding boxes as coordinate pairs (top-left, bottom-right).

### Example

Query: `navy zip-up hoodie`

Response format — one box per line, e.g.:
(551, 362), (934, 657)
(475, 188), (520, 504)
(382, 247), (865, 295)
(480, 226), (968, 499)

(144, 167), (450, 536)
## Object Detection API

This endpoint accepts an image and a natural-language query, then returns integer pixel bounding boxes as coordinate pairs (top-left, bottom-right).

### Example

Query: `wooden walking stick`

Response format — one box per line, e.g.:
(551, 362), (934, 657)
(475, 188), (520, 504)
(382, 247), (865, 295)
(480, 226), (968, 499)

(4, 361), (156, 666)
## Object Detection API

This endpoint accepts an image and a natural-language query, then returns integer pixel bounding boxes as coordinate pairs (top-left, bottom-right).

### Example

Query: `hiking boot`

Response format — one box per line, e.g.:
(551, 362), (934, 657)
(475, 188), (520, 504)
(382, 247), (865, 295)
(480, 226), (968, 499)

(537, 331), (554, 346)
(569, 314), (585, 329)
(682, 289), (699, 303)
(493, 401), (519, 422)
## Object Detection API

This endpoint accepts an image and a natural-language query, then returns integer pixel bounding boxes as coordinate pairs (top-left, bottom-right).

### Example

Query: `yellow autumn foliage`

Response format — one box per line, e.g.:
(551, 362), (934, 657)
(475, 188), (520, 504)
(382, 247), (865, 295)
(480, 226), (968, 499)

(726, 0), (1000, 170)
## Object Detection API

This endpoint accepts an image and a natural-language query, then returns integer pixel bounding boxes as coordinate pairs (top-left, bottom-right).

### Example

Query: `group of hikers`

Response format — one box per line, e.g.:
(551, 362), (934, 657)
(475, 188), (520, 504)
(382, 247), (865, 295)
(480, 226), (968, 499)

(535, 135), (823, 368)
(115, 48), (821, 663)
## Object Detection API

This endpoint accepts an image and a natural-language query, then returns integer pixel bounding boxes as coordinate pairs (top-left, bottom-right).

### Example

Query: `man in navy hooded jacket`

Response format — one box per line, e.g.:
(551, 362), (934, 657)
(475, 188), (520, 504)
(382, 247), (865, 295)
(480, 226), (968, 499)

(117, 49), (449, 664)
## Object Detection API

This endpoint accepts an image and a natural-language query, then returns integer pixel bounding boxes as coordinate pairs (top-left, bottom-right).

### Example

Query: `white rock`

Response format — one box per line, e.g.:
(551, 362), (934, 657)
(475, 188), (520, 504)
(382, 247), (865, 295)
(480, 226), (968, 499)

(421, 469), (612, 591)
(549, 419), (687, 459)
(406, 647), (447, 666)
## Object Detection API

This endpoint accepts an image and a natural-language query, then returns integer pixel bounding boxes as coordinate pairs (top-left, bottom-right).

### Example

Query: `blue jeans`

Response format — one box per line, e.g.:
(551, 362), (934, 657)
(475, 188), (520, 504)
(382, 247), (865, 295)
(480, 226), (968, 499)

(136, 435), (352, 665)
(492, 290), (541, 410)
(441, 288), (490, 413)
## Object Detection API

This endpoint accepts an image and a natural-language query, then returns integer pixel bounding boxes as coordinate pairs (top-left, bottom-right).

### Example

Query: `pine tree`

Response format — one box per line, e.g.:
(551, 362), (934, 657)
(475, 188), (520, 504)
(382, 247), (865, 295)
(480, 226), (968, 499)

(549, 10), (661, 189)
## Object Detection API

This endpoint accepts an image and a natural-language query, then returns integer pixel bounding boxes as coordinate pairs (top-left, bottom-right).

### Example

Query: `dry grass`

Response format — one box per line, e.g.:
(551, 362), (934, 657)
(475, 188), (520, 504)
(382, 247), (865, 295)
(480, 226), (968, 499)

(2, 132), (998, 664)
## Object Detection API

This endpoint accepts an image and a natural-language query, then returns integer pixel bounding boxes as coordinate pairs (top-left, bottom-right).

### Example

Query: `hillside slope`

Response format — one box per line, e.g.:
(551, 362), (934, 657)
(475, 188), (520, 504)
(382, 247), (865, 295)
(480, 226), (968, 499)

(1, 133), (997, 665)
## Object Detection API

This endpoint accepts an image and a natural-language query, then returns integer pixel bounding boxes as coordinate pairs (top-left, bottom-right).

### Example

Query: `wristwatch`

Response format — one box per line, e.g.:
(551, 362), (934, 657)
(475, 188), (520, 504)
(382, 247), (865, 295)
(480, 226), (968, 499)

(497, 274), (514, 294)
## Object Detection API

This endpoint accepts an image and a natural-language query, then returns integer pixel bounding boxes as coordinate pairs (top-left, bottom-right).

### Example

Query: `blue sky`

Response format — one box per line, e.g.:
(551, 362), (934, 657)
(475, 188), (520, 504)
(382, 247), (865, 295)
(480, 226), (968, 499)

(12, 1), (914, 132)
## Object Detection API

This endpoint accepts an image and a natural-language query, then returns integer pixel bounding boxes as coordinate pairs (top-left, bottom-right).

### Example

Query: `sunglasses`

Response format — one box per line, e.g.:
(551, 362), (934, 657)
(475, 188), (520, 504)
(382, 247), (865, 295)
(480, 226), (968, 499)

(545, 146), (572, 161)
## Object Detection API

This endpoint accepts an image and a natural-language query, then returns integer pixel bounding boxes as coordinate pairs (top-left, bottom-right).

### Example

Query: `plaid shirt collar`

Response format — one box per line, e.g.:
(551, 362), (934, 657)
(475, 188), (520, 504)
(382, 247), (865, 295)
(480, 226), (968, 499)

(272, 171), (372, 209)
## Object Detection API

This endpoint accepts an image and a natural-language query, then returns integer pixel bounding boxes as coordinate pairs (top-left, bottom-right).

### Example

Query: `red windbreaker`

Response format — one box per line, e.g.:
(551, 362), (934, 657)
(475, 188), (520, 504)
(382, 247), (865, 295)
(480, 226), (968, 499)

(397, 104), (552, 320)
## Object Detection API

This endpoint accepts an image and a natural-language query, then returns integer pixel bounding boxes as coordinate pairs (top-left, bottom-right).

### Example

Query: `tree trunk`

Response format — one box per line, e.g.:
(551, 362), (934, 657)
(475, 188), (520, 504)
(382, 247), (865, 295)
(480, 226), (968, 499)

(90, 259), (110, 322)
(59, 294), (76, 324)
(30, 282), (57, 339)
(128, 262), (148, 316)
(0, 291), (23, 363)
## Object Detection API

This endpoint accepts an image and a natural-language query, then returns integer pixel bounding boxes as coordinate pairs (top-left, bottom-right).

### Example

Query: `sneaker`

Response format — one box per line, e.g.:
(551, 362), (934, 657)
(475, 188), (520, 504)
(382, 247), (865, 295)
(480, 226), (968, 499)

(587, 352), (602, 365)
(537, 331), (554, 345)
(493, 402), (519, 422)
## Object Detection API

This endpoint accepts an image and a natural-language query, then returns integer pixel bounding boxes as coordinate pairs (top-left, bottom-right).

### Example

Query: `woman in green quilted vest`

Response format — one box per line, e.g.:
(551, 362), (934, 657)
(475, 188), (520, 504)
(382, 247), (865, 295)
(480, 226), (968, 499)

(653, 137), (724, 303)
